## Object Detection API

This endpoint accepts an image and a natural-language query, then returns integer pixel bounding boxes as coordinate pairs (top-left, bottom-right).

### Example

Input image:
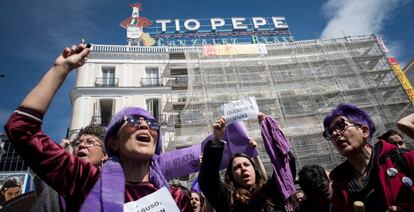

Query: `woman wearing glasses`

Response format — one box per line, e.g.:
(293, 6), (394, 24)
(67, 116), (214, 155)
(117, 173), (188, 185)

(322, 104), (414, 212)
(72, 124), (109, 167)
(4, 44), (191, 211)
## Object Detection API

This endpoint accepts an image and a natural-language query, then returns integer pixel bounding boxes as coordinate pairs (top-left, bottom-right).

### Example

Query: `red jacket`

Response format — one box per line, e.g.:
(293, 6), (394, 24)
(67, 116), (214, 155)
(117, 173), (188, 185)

(330, 140), (414, 212)
(4, 109), (191, 212)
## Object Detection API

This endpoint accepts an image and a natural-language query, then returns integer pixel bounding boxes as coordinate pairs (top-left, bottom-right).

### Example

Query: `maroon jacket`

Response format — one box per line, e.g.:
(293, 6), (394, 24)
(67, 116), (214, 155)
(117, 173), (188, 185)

(4, 110), (191, 212)
(330, 140), (414, 212)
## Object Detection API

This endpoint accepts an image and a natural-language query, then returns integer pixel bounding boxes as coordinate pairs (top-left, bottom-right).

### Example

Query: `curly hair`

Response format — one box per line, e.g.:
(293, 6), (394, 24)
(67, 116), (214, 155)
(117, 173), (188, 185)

(77, 124), (106, 154)
(224, 153), (265, 205)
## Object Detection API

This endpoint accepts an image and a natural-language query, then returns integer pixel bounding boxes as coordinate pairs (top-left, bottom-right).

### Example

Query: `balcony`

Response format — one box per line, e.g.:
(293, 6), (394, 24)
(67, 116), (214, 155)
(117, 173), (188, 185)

(95, 78), (119, 87)
(141, 78), (163, 87)
(166, 76), (188, 90)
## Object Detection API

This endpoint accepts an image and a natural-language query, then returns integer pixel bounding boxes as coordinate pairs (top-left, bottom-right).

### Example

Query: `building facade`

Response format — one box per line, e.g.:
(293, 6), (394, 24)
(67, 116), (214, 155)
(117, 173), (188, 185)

(69, 34), (413, 175)
(0, 134), (33, 194)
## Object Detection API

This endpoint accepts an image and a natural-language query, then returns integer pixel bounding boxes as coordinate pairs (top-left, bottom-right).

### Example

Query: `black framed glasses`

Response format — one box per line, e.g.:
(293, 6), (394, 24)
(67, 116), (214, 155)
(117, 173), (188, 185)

(122, 115), (160, 130)
(323, 118), (360, 141)
(72, 139), (102, 149)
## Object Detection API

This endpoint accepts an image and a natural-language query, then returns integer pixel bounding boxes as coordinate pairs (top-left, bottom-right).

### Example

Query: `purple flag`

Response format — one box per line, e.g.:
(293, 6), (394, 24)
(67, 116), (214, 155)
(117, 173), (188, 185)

(162, 121), (258, 180)
(191, 178), (201, 193)
(260, 116), (295, 201)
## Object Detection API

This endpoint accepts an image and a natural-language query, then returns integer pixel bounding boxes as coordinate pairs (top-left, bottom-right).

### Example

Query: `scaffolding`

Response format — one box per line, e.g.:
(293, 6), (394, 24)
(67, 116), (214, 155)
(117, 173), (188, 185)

(163, 35), (414, 172)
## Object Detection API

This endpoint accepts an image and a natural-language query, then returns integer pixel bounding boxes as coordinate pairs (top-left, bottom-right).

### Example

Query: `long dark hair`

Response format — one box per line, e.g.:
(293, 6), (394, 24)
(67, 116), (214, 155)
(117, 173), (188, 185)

(188, 190), (204, 211)
(224, 153), (265, 205)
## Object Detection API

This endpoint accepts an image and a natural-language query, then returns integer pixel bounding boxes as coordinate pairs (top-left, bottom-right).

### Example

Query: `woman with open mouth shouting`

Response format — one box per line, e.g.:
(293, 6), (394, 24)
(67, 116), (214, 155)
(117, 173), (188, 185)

(323, 104), (414, 212)
(199, 114), (296, 212)
(4, 44), (191, 212)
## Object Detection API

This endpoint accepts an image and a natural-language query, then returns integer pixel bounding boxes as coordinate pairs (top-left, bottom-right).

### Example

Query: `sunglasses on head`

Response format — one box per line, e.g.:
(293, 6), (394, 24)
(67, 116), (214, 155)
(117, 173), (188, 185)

(323, 118), (360, 141)
(122, 115), (160, 130)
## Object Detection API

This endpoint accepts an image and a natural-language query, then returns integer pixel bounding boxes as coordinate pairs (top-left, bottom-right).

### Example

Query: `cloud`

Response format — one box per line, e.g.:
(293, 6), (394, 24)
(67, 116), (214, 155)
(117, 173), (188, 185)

(320, 0), (406, 38)
(386, 40), (405, 64)
(320, 0), (408, 60)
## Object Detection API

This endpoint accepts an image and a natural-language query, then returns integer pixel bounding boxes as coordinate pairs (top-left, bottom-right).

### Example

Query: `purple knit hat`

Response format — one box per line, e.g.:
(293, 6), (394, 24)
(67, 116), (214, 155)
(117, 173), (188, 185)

(80, 107), (168, 211)
(104, 107), (162, 156)
(103, 106), (167, 188)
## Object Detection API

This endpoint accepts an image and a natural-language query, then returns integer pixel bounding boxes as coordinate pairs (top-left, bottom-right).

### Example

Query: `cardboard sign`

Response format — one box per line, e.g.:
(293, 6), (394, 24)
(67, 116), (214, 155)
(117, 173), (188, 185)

(124, 187), (180, 212)
(221, 96), (259, 125)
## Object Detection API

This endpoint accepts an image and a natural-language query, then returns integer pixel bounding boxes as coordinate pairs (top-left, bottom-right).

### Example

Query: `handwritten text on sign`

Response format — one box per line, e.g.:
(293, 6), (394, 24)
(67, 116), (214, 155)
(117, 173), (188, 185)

(221, 96), (259, 125)
(124, 187), (180, 212)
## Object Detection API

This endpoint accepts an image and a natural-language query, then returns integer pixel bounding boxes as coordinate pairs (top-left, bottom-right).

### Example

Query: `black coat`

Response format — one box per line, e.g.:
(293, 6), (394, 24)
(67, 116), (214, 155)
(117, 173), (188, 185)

(199, 141), (286, 212)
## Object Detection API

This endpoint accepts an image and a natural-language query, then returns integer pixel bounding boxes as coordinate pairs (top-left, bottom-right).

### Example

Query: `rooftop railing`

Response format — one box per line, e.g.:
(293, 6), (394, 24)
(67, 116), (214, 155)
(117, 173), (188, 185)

(90, 35), (376, 53)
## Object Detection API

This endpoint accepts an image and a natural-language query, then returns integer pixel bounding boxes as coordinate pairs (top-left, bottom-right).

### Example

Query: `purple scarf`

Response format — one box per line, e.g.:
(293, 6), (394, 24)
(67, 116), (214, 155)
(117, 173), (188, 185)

(80, 156), (125, 212)
(260, 116), (295, 201)
(79, 155), (168, 212)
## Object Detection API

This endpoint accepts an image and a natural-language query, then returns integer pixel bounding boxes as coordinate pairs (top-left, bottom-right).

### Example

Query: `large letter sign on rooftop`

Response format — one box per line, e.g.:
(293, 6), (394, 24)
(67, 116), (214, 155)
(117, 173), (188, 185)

(211, 18), (225, 31)
(175, 19), (181, 32)
(232, 17), (248, 30)
(184, 19), (201, 31)
(156, 19), (171, 32)
(252, 17), (267, 29)
(272, 17), (288, 29)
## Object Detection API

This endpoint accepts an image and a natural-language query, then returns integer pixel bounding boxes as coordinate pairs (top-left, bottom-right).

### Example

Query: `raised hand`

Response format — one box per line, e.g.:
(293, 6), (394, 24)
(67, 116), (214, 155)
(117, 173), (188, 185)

(248, 138), (258, 148)
(54, 44), (90, 73)
(212, 116), (226, 145)
(258, 112), (267, 124)
(20, 43), (90, 115)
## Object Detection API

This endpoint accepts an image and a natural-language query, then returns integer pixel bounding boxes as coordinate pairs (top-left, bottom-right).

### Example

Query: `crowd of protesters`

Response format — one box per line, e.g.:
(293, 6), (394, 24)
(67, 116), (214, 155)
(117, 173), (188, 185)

(2, 43), (414, 212)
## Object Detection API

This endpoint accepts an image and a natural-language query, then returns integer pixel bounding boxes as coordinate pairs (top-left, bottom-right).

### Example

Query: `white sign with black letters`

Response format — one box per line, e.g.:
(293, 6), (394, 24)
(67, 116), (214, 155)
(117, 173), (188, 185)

(124, 186), (180, 212)
(221, 96), (259, 125)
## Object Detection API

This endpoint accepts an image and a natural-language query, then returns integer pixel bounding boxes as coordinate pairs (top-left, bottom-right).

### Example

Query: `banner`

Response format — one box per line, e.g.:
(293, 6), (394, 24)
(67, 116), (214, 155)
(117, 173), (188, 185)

(202, 44), (267, 56)
(388, 57), (414, 104)
(124, 187), (180, 212)
(162, 121), (258, 180)
(221, 96), (260, 125)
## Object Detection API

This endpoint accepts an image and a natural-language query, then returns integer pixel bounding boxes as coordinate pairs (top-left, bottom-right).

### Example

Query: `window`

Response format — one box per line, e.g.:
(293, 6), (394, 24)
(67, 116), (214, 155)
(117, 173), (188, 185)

(99, 99), (114, 126)
(146, 98), (160, 122)
(96, 67), (117, 87)
(142, 67), (160, 87)
(102, 67), (115, 86)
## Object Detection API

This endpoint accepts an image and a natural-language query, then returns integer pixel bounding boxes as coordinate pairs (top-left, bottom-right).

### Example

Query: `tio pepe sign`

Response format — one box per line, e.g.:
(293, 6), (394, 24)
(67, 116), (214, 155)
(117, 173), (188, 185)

(155, 17), (288, 32)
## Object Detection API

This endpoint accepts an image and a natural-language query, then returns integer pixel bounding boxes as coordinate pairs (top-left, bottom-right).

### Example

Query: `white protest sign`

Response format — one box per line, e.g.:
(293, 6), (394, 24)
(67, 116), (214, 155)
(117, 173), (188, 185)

(221, 96), (260, 125)
(124, 187), (180, 212)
